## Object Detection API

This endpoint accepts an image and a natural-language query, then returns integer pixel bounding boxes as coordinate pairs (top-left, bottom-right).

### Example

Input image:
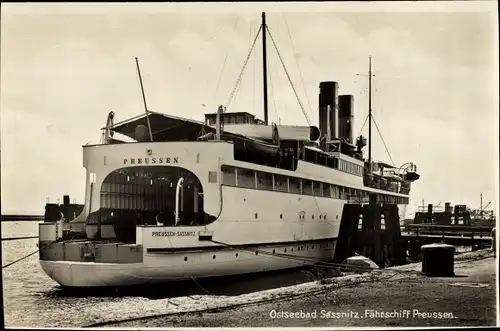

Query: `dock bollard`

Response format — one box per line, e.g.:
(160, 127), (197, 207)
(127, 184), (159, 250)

(421, 243), (455, 277)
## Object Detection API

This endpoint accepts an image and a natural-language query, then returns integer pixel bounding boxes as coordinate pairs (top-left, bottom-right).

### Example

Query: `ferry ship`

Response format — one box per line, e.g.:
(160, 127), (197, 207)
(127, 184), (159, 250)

(38, 13), (419, 287)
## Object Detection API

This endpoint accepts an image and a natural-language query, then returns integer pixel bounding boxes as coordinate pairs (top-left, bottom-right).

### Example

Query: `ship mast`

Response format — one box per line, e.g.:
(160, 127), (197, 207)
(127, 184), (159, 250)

(262, 12), (269, 125)
(368, 55), (373, 170)
(135, 57), (154, 142)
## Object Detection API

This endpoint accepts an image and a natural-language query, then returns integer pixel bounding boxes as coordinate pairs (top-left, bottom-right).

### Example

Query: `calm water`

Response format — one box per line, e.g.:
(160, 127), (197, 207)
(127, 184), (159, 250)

(2, 221), (335, 328)
(2, 221), (125, 327)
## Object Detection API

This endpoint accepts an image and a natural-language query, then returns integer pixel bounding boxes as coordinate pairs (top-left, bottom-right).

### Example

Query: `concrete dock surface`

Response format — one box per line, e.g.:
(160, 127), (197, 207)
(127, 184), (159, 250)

(110, 250), (497, 328)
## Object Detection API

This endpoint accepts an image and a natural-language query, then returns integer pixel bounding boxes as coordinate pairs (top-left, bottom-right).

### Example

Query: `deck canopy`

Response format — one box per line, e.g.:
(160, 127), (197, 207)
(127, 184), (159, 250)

(108, 111), (215, 142)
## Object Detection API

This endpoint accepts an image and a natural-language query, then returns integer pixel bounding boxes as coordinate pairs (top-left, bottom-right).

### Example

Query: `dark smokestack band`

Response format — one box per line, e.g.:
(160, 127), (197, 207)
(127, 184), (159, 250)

(318, 81), (339, 141)
(338, 94), (354, 143)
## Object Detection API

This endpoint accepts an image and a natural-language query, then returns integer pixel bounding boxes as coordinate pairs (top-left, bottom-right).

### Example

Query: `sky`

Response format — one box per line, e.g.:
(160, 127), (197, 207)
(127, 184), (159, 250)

(1, 2), (498, 217)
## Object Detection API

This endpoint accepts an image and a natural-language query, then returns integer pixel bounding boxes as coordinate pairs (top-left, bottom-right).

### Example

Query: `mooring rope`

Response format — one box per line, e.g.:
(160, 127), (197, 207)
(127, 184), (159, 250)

(2, 242), (52, 269)
(1, 236), (39, 241)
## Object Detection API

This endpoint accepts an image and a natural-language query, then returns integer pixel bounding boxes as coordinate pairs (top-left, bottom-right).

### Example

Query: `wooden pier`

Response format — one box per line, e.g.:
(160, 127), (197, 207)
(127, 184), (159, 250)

(401, 224), (493, 257)
(333, 199), (494, 267)
(1, 214), (44, 221)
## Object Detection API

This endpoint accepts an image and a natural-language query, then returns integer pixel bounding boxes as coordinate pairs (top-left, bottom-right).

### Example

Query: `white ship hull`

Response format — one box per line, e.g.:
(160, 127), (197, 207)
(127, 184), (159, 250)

(39, 240), (336, 287)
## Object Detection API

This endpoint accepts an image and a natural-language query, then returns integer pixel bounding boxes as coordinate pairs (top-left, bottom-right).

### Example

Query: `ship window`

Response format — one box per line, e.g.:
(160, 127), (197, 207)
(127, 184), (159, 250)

(256, 171), (273, 190)
(302, 180), (313, 195)
(221, 165), (236, 186)
(341, 187), (348, 200)
(331, 185), (339, 199)
(236, 167), (256, 189)
(289, 177), (301, 194)
(313, 181), (323, 197)
(323, 182), (331, 198)
(274, 174), (288, 193)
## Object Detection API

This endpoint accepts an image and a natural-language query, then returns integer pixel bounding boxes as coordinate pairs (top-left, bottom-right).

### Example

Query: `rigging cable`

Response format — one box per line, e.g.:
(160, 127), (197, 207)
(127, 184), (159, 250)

(265, 26), (311, 126)
(213, 17), (240, 103)
(268, 47), (280, 122)
(225, 26), (262, 110)
(357, 114), (369, 138)
(371, 114), (395, 166)
(252, 20), (256, 113)
(282, 13), (314, 121)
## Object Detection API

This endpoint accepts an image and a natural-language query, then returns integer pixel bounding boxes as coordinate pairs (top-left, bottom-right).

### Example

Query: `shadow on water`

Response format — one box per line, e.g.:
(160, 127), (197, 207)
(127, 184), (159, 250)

(43, 266), (341, 300)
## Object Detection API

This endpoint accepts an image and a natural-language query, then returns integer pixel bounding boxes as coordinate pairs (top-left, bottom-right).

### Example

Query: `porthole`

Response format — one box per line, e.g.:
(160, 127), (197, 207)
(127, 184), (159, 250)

(235, 253), (238, 257)
(184, 256), (188, 261)
(306, 245), (309, 250)
(291, 248), (294, 252)
(312, 215), (314, 220)
(255, 213), (258, 219)
(273, 249), (276, 254)
(285, 248), (287, 253)
(280, 214), (283, 219)
(255, 251), (258, 255)
(312, 245), (314, 249)
(213, 255), (216, 259)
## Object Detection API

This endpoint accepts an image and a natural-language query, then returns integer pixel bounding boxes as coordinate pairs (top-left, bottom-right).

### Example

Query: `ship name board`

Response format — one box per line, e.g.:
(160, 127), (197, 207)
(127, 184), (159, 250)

(152, 231), (196, 237)
(124, 157), (179, 165)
